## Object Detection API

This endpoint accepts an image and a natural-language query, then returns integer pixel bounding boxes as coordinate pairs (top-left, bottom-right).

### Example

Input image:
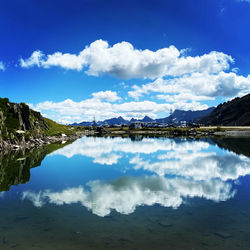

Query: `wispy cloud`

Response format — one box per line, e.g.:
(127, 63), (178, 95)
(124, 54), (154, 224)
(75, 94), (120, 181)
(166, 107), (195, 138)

(0, 61), (5, 71)
(237, 0), (250, 2)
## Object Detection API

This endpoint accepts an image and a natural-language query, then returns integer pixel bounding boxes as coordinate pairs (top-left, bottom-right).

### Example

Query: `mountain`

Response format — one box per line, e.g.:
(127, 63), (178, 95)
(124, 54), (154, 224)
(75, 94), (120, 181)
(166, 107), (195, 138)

(212, 137), (250, 158)
(129, 118), (138, 123)
(102, 116), (129, 126)
(129, 116), (154, 123)
(141, 116), (154, 123)
(155, 107), (215, 124)
(172, 107), (215, 123)
(71, 121), (93, 126)
(200, 93), (250, 126)
(0, 97), (79, 146)
(72, 107), (214, 126)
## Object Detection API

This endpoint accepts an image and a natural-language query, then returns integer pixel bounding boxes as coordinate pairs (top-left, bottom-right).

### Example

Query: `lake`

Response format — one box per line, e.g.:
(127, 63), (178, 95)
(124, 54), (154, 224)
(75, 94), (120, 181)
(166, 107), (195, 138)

(0, 136), (250, 249)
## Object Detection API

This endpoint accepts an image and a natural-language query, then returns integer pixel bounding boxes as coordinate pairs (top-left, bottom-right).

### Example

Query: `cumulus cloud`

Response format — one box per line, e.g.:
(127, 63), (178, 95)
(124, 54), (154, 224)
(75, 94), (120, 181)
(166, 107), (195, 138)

(156, 93), (214, 102)
(92, 90), (121, 102)
(20, 40), (179, 78)
(128, 72), (250, 100)
(20, 39), (234, 79)
(0, 61), (5, 71)
(22, 175), (235, 217)
(22, 40), (250, 121)
(30, 96), (209, 124)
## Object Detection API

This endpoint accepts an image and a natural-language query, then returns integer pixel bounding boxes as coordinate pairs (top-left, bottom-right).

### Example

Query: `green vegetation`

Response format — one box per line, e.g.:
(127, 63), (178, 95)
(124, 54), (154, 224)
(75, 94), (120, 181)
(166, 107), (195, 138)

(44, 118), (83, 136)
(0, 141), (73, 191)
(0, 97), (84, 143)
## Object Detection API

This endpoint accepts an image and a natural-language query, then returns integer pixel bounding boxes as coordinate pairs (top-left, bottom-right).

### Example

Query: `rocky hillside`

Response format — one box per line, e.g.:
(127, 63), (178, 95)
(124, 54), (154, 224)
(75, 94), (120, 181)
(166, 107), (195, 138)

(0, 97), (81, 147)
(212, 137), (250, 158)
(200, 93), (250, 126)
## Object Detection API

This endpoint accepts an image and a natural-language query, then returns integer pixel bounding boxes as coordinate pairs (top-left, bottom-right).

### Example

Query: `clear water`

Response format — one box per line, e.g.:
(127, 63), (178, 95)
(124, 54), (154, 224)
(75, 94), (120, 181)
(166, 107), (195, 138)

(1, 136), (250, 249)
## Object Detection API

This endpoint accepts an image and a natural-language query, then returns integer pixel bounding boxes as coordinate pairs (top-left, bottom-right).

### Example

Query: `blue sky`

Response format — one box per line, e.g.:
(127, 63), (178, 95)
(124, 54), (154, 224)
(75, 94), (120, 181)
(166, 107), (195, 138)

(1, 0), (250, 123)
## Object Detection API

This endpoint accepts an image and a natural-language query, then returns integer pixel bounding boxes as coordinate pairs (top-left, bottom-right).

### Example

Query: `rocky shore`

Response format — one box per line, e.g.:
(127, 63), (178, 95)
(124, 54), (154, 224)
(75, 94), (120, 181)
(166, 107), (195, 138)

(94, 126), (250, 137)
(0, 132), (86, 151)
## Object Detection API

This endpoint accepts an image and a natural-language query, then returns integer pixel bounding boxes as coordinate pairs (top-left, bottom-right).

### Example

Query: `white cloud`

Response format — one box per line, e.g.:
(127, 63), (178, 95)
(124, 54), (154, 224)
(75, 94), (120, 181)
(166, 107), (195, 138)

(0, 61), (5, 71)
(20, 39), (234, 80)
(20, 40), (179, 78)
(128, 72), (250, 100)
(166, 51), (233, 76)
(20, 50), (44, 68)
(156, 93), (214, 102)
(92, 90), (121, 102)
(30, 97), (209, 124)
(21, 39), (250, 115)
(22, 175), (235, 217)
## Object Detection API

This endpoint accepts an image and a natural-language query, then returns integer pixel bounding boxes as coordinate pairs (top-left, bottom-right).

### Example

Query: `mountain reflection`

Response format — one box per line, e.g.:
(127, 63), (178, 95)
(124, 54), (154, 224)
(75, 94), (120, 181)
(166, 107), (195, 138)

(21, 136), (250, 217)
(0, 142), (72, 192)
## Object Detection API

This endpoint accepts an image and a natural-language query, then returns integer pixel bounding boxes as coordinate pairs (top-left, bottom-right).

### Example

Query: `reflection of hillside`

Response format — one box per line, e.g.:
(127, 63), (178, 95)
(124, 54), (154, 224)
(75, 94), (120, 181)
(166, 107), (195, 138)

(0, 142), (72, 192)
(212, 137), (250, 158)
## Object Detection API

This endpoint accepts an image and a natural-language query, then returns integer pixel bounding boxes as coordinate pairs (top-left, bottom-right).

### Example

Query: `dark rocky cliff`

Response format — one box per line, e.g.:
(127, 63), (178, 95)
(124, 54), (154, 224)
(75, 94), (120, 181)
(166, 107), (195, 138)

(0, 98), (49, 144)
(0, 97), (83, 149)
(200, 93), (250, 126)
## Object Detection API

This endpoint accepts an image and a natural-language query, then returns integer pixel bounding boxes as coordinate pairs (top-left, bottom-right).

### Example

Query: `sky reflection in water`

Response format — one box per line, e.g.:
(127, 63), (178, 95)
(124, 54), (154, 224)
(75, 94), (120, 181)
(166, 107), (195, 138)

(15, 136), (250, 217)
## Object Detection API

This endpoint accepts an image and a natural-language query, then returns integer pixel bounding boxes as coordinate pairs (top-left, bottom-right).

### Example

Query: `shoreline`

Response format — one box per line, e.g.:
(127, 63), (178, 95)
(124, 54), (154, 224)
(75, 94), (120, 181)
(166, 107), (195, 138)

(1, 126), (250, 152)
(95, 126), (250, 137)
(0, 132), (87, 151)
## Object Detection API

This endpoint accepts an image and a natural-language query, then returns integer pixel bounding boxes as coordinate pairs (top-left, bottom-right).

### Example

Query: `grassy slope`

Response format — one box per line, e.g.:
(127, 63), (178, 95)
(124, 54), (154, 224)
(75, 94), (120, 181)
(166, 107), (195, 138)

(0, 97), (84, 140)
(44, 118), (83, 136)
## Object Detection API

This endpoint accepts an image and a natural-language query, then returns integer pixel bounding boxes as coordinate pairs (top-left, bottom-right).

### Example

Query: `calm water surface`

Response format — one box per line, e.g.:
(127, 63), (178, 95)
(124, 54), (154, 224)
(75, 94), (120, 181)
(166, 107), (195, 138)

(0, 136), (250, 249)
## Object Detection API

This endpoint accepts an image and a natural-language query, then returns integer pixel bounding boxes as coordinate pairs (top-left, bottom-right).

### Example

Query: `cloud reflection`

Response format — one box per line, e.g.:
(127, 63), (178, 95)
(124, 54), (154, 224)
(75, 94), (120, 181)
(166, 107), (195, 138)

(22, 175), (235, 217)
(51, 137), (250, 181)
(130, 152), (250, 181)
(22, 137), (250, 217)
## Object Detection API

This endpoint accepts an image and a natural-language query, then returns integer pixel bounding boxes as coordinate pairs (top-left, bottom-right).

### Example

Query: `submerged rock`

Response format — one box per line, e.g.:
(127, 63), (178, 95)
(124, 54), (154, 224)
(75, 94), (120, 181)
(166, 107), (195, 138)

(214, 231), (233, 239)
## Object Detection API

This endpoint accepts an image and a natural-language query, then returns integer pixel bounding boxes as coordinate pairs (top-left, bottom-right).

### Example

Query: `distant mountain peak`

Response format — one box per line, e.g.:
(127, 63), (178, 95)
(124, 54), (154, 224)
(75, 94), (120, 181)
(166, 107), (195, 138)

(71, 107), (215, 126)
(141, 116), (154, 122)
